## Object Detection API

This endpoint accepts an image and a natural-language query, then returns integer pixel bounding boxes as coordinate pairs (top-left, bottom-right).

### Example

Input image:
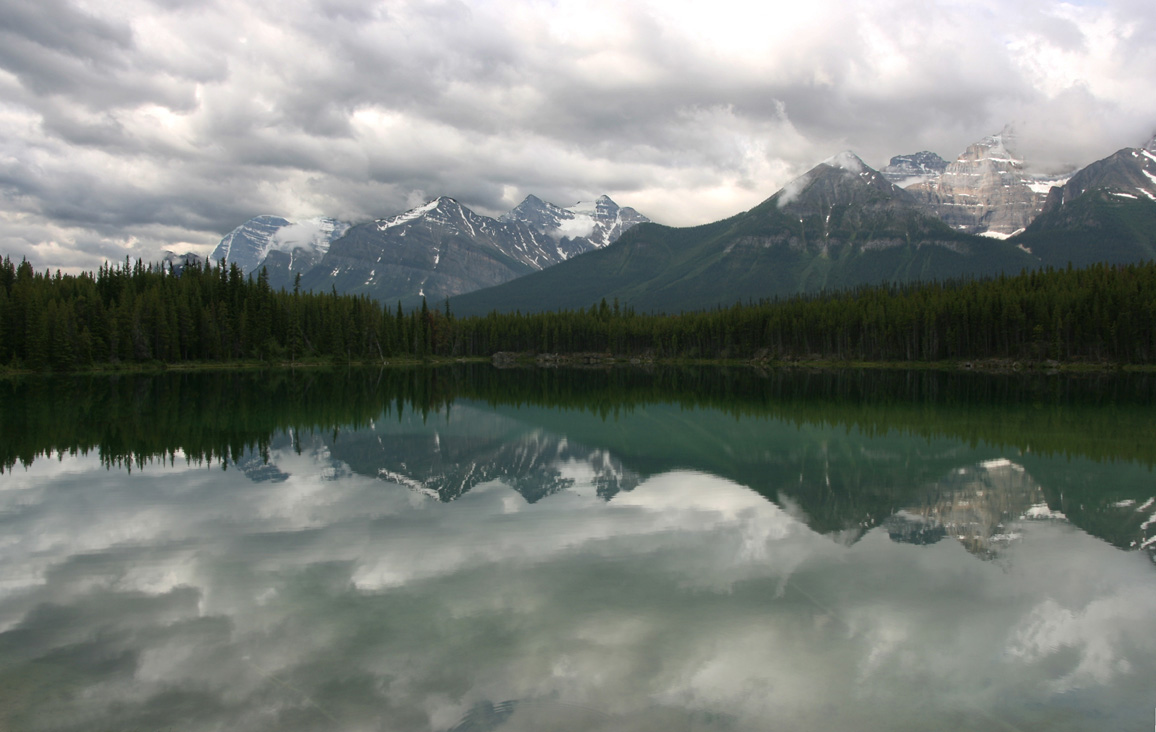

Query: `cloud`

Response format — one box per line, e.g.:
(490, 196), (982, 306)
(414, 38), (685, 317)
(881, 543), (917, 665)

(2, 0), (1156, 271)
(3, 406), (1156, 731)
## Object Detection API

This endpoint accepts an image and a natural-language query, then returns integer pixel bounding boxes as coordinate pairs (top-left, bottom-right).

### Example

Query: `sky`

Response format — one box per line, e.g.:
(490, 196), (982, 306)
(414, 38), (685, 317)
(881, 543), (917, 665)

(2, 0), (1156, 273)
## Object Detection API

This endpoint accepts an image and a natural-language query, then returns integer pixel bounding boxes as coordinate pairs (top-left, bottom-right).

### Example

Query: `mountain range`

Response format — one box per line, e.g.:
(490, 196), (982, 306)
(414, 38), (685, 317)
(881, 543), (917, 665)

(206, 128), (1156, 314)
(451, 133), (1156, 314)
(210, 194), (647, 307)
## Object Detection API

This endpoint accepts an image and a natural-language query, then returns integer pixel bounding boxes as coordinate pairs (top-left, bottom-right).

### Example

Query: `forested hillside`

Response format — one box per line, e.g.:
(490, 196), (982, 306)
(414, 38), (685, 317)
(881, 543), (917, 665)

(1, 255), (1155, 370)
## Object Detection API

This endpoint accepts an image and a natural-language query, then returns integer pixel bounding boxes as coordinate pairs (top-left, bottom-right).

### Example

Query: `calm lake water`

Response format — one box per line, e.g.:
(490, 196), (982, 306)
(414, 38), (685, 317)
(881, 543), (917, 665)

(1, 366), (1154, 731)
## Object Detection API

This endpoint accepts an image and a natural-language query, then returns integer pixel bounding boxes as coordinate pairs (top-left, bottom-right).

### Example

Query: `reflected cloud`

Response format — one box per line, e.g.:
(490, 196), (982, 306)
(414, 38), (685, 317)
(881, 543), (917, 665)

(2, 402), (1155, 731)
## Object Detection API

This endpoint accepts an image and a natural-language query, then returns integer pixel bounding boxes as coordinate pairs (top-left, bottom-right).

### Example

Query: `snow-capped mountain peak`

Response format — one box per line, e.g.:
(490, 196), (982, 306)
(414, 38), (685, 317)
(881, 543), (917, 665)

(501, 193), (649, 252)
(376, 199), (445, 231)
(822, 150), (868, 173)
(212, 215), (350, 275)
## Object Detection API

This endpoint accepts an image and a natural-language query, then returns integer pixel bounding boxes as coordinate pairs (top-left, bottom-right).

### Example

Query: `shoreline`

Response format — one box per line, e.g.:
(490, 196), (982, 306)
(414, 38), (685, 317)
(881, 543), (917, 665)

(1, 354), (1151, 378)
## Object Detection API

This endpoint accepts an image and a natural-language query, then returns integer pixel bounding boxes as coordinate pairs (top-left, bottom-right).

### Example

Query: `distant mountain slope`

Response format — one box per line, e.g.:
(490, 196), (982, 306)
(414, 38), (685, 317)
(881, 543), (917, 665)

(501, 194), (649, 253)
(211, 216), (350, 280)
(211, 195), (647, 306)
(451, 154), (1037, 315)
(1013, 146), (1156, 267)
(298, 197), (549, 307)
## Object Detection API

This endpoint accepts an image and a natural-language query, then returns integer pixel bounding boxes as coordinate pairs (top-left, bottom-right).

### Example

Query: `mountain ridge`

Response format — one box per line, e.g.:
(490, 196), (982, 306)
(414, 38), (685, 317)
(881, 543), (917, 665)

(213, 194), (649, 306)
(201, 128), (1156, 314)
(450, 156), (1039, 315)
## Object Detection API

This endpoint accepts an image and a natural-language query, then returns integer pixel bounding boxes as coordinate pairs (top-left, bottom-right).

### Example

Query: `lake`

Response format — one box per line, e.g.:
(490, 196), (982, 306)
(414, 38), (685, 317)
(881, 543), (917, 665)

(1, 366), (1154, 731)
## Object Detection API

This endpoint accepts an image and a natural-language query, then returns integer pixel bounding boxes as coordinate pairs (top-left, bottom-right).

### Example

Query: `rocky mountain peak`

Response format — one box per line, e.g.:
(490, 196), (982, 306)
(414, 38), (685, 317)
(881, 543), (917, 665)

(374, 197), (460, 231)
(502, 193), (649, 250)
(776, 154), (906, 213)
(1145, 133), (1156, 154)
(880, 151), (949, 188)
(909, 127), (1046, 237)
(963, 128), (1022, 164)
(1039, 146), (1156, 213)
(502, 195), (571, 231)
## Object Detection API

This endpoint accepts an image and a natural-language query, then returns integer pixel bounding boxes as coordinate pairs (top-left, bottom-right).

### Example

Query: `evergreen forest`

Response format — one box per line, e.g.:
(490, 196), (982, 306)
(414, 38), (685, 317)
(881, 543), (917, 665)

(2, 255), (1155, 370)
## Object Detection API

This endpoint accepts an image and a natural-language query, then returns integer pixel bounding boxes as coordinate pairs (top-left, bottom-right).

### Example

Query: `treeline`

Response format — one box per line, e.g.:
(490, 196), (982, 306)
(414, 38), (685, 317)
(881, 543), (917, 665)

(2, 256), (1156, 369)
(0, 257), (443, 370)
(456, 262), (1156, 362)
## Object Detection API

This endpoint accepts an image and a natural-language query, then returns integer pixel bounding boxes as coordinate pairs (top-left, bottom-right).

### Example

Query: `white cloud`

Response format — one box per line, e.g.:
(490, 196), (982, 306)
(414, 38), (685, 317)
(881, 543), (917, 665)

(1, 0), (1155, 271)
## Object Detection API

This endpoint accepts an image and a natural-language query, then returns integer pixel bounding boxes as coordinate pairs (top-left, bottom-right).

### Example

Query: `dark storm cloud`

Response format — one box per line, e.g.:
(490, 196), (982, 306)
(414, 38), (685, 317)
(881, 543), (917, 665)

(1, 0), (1156, 271)
(0, 0), (133, 75)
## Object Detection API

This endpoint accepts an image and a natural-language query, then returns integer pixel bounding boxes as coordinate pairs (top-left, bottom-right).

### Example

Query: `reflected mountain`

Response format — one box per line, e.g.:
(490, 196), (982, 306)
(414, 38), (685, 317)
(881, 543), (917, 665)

(221, 396), (1156, 567)
(2, 366), (1154, 564)
(250, 405), (641, 504)
(4, 369), (1156, 731)
(886, 458), (1067, 559)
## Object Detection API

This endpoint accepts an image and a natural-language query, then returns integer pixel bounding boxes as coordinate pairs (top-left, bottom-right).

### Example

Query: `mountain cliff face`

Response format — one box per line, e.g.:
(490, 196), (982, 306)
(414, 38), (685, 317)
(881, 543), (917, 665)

(907, 131), (1053, 237)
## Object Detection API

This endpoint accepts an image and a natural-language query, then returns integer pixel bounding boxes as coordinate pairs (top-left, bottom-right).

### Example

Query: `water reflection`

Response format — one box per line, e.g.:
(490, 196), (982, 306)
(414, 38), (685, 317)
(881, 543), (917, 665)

(0, 368), (1154, 731)
(886, 458), (1057, 558)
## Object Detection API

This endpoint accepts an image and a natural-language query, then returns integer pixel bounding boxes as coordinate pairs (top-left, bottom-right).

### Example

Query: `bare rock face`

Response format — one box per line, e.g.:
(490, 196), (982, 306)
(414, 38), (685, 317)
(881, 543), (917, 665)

(909, 129), (1049, 237)
(879, 151), (948, 188)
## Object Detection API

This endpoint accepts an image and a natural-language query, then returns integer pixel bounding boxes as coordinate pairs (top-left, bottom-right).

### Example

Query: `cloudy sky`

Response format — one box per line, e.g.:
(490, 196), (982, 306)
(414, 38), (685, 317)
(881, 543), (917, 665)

(3, 0), (1156, 272)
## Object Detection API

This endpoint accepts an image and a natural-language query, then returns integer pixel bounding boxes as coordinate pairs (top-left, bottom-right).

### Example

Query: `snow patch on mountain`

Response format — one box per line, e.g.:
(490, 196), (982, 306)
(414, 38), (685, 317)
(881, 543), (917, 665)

(377, 199), (442, 231)
(1028, 174), (1072, 195)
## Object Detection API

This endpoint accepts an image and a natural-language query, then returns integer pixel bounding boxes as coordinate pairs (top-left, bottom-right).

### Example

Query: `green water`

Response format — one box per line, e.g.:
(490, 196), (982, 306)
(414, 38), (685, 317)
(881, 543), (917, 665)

(0, 367), (1153, 731)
